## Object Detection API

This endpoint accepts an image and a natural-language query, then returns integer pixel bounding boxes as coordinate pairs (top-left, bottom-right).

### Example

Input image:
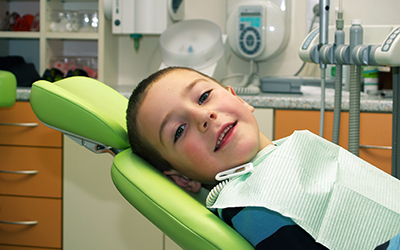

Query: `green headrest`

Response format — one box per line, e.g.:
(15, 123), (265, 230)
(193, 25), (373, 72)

(30, 77), (130, 150)
(0, 70), (17, 107)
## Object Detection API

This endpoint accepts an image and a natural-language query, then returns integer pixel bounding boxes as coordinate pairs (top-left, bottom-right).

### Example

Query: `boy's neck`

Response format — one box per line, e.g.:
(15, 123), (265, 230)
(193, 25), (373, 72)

(259, 131), (273, 152)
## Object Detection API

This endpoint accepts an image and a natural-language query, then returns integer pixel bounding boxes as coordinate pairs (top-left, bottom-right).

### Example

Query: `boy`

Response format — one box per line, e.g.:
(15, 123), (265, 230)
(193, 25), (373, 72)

(126, 67), (400, 250)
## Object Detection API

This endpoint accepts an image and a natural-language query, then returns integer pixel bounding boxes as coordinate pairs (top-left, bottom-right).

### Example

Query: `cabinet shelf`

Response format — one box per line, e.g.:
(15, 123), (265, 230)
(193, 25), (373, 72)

(0, 31), (40, 39)
(46, 32), (98, 40)
(1, 0), (118, 85)
(0, 31), (98, 40)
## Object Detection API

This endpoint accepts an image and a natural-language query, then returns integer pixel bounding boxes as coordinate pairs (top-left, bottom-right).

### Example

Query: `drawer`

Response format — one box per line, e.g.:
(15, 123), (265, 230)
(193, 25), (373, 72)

(0, 195), (61, 248)
(0, 146), (62, 198)
(0, 102), (62, 147)
(360, 148), (392, 174)
(359, 112), (392, 146)
(274, 110), (392, 174)
(0, 245), (59, 250)
(274, 111), (392, 145)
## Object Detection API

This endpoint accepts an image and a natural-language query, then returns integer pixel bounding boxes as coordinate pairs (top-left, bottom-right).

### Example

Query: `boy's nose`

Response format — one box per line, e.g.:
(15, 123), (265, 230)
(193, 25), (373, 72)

(198, 110), (217, 132)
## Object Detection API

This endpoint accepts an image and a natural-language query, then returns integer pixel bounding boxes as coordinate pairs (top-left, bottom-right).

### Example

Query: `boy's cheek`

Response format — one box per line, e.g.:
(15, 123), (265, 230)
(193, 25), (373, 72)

(183, 142), (207, 161)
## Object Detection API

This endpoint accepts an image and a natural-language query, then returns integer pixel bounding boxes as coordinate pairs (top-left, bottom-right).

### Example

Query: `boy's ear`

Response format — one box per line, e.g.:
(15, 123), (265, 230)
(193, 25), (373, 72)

(227, 86), (255, 112)
(164, 169), (202, 193)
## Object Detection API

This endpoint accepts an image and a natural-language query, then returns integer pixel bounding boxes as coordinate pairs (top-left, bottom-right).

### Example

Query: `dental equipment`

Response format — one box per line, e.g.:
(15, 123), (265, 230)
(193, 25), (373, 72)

(318, 0), (330, 137)
(348, 19), (363, 156)
(299, 2), (400, 177)
(225, 0), (290, 94)
(295, 3), (320, 76)
(332, 1), (344, 145)
(159, 19), (227, 81)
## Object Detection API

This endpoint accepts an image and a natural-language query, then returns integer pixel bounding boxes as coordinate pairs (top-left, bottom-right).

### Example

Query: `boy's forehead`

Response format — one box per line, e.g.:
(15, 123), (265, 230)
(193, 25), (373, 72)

(155, 69), (221, 89)
(145, 69), (226, 104)
(160, 70), (204, 84)
(141, 70), (207, 111)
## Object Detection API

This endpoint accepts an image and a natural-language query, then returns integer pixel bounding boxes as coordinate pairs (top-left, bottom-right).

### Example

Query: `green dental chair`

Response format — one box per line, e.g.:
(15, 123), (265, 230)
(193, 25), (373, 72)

(0, 70), (17, 107)
(30, 76), (254, 250)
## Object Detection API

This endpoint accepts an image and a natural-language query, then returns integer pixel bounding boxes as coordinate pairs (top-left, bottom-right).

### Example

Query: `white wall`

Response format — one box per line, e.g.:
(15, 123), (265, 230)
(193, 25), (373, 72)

(116, 0), (400, 86)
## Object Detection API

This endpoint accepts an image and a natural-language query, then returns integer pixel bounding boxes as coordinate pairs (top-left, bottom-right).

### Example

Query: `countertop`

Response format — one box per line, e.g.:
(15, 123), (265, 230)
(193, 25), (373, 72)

(17, 85), (393, 113)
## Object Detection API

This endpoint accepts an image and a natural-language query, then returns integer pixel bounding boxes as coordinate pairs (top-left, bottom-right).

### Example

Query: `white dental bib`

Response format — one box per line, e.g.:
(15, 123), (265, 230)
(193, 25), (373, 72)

(206, 130), (400, 250)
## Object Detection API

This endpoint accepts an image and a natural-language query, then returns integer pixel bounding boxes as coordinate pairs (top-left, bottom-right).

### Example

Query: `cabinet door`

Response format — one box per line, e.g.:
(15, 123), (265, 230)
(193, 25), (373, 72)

(358, 113), (392, 174)
(0, 102), (62, 147)
(0, 146), (62, 198)
(0, 195), (62, 248)
(274, 110), (392, 174)
(63, 135), (163, 250)
(0, 245), (59, 250)
(165, 236), (183, 250)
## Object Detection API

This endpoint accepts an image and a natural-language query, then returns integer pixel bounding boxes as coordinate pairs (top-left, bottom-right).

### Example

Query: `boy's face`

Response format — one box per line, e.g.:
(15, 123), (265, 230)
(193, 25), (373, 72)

(137, 69), (267, 184)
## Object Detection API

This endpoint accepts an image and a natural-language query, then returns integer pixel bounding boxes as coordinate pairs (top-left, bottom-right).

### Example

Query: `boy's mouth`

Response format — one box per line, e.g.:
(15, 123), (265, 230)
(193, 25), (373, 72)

(214, 121), (237, 152)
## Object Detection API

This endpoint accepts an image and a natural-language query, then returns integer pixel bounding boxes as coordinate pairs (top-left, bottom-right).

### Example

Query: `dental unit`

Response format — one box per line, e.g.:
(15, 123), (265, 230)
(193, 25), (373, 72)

(299, 0), (400, 178)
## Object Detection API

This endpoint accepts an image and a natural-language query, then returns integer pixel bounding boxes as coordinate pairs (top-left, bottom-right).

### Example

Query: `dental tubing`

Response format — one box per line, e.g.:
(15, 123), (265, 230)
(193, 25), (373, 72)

(348, 20), (363, 156)
(332, 1), (345, 145)
(332, 65), (343, 144)
(348, 65), (361, 156)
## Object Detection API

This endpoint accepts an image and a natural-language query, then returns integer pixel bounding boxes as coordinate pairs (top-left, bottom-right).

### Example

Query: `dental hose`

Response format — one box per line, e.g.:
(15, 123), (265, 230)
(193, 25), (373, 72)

(348, 19), (363, 156)
(332, 65), (343, 144)
(332, 1), (344, 145)
(348, 65), (361, 156)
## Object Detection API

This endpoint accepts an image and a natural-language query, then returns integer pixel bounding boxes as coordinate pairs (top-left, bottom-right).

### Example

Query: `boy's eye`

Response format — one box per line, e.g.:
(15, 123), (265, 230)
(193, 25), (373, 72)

(198, 90), (211, 105)
(174, 124), (186, 142)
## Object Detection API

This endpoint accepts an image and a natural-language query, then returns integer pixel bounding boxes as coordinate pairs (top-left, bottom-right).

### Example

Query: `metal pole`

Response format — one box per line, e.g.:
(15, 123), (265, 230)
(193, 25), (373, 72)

(392, 66), (400, 178)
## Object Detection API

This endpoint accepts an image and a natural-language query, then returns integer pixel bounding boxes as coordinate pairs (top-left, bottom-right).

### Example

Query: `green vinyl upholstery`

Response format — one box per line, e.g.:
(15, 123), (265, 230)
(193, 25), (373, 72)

(30, 77), (254, 250)
(0, 70), (17, 107)
(31, 77), (129, 150)
(112, 149), (254, 250)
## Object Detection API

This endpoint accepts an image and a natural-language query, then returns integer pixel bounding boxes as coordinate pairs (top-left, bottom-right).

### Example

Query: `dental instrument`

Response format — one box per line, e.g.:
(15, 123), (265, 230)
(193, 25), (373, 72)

(332, 0), (344, 145)
(318, 0), (330, 137)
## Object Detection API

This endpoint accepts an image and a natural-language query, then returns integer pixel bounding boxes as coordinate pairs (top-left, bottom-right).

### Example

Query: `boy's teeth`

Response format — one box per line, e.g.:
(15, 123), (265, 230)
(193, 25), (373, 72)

(215, 124), (233, 151)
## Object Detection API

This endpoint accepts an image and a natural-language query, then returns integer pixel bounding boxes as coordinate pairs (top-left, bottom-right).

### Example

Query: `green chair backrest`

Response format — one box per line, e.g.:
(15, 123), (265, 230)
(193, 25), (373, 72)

(31, 77), (129, 150)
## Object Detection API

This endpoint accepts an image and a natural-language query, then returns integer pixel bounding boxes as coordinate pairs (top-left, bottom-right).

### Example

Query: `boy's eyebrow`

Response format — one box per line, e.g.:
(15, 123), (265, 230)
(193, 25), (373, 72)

(158, 78), (205, 145)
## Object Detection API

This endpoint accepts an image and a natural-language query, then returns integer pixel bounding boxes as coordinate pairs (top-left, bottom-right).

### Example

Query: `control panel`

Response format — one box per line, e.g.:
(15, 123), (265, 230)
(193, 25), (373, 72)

(237, 5), (265, 58)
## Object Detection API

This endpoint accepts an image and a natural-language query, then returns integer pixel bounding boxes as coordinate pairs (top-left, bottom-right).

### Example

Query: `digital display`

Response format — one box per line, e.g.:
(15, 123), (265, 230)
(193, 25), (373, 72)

(240, 12), (261, 17)
(240, 15), (261, 28)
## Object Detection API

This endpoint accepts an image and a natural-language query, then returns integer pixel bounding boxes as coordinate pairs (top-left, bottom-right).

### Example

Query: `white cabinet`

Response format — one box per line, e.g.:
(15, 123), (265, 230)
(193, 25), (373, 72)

(0, 0), (118, 85)
(254, 108), (274, 140)
(63, 135), (185, 249)
(63, 136), (165, 250)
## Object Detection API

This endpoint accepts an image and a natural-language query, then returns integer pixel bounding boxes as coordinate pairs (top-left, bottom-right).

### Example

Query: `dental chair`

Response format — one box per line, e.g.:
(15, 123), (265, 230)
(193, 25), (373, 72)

(30, 76), (254, 250)
(0, 70), (17, 107)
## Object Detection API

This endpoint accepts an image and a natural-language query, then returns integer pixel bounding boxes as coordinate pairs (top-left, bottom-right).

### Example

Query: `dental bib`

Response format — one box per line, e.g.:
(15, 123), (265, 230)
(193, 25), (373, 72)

(206, 130), (400, 250)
